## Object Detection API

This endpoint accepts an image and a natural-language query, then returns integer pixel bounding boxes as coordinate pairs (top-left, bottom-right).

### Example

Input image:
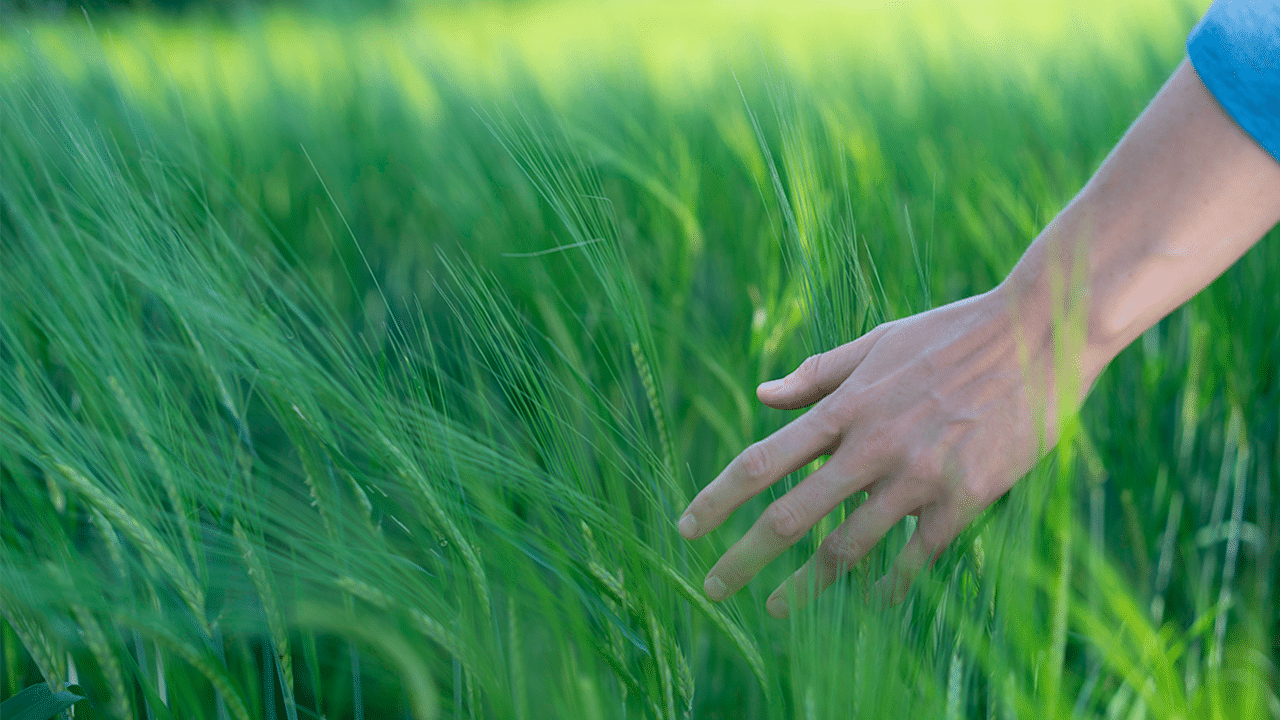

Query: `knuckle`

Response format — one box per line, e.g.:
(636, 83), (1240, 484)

(962, 475), (998, 506)
(953, 469), (979, 498)
(860, 423), (898, 463)
(764, 499), (803, 540)
(897, 480), (937, 516)
(797, 353), (825, 382)
(685, 496), (713, 522)
(920, 521), (953, 553)
(737, 442), (772, 480)
(866, 490), (901, 522)
(855, 422), (906, 468)
(816, 535), (863, 575)
(808, 405), (846, 445)
(905, 446), (944, 485)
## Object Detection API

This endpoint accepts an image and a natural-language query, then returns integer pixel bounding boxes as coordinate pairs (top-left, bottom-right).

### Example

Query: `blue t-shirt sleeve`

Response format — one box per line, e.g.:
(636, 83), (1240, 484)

(1186, 0), (1280, 165)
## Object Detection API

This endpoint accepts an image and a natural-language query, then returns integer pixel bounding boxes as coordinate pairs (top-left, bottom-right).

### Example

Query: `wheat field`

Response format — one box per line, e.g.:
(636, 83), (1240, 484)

(3, 0), (1277, 717)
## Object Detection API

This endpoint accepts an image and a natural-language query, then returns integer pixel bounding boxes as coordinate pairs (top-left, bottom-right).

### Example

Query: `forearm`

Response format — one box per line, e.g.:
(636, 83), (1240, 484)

(996, 58), (1280, 393)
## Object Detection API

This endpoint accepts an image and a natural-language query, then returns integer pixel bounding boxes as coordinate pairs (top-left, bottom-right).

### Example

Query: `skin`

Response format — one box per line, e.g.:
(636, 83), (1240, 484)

(678, 57), (1280, 620)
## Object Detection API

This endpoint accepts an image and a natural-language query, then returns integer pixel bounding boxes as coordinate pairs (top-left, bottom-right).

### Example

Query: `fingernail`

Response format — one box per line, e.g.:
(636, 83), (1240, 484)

(869, 578), (888, 610)
(758, 378), (784, 394)
(870, 575), (899, 609)
(704, 575), (728, 600)
(767, 596), (790, 619)
(678, 514), (698, 539)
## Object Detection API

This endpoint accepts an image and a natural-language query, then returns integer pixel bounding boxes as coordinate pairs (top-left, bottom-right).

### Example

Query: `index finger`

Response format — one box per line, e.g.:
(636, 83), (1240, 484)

(678, 404), (842, 540)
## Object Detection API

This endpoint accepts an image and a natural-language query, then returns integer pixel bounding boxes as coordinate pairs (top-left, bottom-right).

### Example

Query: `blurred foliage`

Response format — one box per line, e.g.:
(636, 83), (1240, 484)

(1, 0), (427, 22)
(4, 0), (1275, 718)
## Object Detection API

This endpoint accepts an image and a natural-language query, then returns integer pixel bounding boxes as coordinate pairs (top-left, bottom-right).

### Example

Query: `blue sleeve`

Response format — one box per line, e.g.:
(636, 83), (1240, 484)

(1186, 0), (1280, 166)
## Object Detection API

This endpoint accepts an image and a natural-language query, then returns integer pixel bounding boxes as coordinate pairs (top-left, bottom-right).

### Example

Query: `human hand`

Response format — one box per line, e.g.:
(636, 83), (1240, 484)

(677, 288), (1078, 618)
(676, 57), (1280, 619)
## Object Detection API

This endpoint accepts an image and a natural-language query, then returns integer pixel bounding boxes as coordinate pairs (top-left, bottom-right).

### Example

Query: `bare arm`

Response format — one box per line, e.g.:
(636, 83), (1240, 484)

(678, 57), (1280, 618)
(1001, 57), (1280, 388)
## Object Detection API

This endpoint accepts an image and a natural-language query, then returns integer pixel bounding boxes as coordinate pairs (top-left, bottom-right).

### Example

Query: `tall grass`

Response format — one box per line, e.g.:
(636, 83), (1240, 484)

(2, 1), (1277, 717)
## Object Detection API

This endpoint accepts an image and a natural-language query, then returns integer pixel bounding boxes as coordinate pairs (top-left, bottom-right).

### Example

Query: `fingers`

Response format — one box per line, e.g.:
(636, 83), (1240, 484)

(870, 503), (964, 608)
(679, 406), (845, 541)
(764, 497), (971, 619)
(698, 455), (883, 602)
(765, 485), (906, 618)
(757, 325), (888, 410)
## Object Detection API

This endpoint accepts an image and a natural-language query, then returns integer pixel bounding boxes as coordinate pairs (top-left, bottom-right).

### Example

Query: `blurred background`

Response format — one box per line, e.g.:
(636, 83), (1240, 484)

(8, 0), (1277, 718)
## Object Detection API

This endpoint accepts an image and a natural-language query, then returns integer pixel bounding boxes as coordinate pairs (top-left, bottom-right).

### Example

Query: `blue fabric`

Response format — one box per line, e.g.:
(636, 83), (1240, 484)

(1187, 0), (1280, 165)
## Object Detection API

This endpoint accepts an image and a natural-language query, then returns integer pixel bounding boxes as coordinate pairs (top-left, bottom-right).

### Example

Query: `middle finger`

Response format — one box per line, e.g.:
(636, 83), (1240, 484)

(765, 485), (909, 618)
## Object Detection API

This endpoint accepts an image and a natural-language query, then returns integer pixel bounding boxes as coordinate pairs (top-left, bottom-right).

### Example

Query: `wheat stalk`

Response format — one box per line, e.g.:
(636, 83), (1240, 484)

(232, 519), (296, 710)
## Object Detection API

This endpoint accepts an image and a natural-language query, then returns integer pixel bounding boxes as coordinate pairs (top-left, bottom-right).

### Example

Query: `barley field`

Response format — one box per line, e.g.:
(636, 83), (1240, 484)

(2, 0), (1278, 718)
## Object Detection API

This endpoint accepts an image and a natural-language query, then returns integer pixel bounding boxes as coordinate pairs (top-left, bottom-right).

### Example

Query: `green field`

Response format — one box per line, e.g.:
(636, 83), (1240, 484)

(3, 0), (1278, 717)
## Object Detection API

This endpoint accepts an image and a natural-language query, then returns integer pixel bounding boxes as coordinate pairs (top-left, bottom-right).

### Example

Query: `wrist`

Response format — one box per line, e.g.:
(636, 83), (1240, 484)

(991, 58), (1280, 409)
(989, 212), (1119, 406)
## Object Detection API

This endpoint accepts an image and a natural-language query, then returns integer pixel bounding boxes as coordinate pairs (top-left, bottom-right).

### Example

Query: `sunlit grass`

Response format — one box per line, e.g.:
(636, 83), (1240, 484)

(6, 0), (1209, 122)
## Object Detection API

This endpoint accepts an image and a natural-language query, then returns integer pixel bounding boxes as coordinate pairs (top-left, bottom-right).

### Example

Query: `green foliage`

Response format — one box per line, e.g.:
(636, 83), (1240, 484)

(0, 682), (88, 720)
(2, 1), (1276, 718)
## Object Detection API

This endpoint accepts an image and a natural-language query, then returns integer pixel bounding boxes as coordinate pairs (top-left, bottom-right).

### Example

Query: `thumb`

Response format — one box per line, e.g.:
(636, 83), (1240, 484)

(758, 324), (888, 410)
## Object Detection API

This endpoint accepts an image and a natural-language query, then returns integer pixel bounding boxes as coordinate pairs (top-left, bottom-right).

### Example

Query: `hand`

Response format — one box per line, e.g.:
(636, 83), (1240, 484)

(675, 57), (1280, 619)
(677, 288), (1075, 618)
